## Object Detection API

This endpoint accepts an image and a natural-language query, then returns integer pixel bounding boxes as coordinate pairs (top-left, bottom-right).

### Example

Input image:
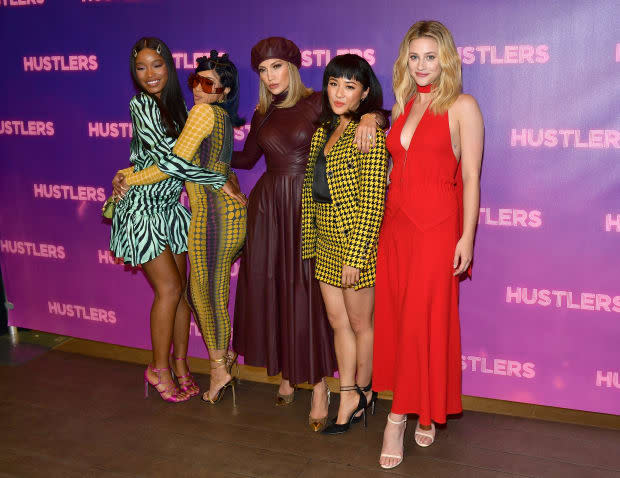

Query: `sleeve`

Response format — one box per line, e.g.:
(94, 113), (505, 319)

(128, 97), (226, 188)
(124, 164), (170, 186)
(231, 109), (264, 169)
(117, 166), (134, 176)
(343, 129), (388, 270)
(307, 91), (323, 117)
(301, 130), (322, 260)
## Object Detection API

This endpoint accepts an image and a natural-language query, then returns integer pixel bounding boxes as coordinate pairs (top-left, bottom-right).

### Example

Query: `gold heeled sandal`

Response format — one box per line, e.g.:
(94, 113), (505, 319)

(202, 357), (237, 407)
(308, 378), (331, 432)
(225, 350), (240, 381)
(275, 387), (296, 406)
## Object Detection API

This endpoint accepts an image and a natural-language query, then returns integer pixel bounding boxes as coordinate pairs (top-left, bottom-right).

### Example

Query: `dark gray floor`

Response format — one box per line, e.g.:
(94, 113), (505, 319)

(1, 348), (619, 477)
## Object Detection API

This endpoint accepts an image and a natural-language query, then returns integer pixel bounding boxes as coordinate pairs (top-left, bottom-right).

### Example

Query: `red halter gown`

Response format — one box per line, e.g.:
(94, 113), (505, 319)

(372, 95), (464, 425)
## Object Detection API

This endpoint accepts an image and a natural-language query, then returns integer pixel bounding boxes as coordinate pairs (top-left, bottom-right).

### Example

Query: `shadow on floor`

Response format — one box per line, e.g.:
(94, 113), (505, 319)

(0, 330), (70, 366)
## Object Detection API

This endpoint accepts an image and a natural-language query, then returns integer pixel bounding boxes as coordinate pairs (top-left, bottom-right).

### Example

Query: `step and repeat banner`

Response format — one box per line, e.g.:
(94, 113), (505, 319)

(0, 0), (618, 415)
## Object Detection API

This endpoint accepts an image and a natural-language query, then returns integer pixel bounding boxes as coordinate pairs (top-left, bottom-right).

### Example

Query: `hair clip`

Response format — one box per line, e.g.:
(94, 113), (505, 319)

(132, 48), (138, 58)
(156, 44), (162, 55)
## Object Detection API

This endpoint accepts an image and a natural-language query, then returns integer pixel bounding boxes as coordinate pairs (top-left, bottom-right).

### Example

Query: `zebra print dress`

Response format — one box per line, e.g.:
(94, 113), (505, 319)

(110, 93), (227, 266)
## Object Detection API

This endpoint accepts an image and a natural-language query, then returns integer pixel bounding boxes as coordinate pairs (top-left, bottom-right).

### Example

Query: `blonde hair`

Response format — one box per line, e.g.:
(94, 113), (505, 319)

(257, 62), (313, 114)
(393, 20), (461, 119)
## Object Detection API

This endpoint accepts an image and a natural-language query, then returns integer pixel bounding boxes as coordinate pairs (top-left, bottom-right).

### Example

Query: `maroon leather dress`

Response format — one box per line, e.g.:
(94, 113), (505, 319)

(232, 91), (337, 385)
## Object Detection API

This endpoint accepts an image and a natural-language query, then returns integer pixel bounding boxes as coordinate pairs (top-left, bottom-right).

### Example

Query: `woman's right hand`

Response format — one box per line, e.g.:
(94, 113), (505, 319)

(112, 172), (125, 199)
(341, 264), (360, 288)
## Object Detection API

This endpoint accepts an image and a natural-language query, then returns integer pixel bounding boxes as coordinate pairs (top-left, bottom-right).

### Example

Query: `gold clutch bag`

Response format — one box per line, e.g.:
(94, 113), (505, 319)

(101, 196), (116, 219)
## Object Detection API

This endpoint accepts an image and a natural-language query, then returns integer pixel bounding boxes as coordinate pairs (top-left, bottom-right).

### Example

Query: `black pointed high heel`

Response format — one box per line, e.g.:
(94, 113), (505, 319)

(352, 381), (377, 424)
(322, 385), (367, 435)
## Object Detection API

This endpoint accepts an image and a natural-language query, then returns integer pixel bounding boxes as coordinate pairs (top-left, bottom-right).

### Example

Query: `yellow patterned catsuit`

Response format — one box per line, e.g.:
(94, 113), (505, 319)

(123, 103), (246, 350)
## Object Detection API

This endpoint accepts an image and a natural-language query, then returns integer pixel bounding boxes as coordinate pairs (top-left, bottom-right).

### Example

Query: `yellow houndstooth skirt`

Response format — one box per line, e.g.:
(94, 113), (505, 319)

(314, 202), (376, 290)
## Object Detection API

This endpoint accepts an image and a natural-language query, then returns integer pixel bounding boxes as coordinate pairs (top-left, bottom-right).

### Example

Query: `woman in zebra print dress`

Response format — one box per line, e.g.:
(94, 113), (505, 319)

(109, 37), (242, 403)
(116, 52), (248, 406)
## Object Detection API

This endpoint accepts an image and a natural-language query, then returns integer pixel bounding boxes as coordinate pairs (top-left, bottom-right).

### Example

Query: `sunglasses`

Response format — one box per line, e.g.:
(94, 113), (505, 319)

(188, 73), (225, 94)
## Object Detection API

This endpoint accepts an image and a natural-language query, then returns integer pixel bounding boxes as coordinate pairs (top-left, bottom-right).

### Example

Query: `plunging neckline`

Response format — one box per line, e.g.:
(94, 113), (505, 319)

(399, 97), (431, 152)
(323, 119), (352, 157)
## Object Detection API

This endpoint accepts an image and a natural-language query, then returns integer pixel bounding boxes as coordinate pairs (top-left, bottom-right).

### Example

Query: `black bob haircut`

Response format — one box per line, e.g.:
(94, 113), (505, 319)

(318, 54), (384, 131)
(194, 50), (245, 127)
(130, 37), (187, 138)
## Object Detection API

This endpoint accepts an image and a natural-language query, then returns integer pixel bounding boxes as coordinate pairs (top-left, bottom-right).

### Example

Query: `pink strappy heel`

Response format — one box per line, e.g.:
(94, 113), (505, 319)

(170, 356), (200, 397)
(144, 364), (190, 403)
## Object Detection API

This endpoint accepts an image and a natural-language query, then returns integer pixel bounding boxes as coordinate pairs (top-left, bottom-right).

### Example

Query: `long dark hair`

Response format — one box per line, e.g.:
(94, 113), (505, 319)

(130, 37), (187, 138)
(318, 54), (384, 132)
(195, 50), (245, 127)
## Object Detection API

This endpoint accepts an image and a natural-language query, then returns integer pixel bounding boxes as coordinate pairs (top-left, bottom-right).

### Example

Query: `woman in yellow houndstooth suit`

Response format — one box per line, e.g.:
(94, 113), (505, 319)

(301, 54), (387, 435)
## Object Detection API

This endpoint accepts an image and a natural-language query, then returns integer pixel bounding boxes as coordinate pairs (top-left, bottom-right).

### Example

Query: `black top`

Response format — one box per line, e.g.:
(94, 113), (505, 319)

(312, 148), (332, 204)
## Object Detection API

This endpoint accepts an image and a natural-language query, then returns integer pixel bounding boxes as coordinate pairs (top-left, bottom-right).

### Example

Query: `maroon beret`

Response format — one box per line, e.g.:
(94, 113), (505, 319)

(250, 37), (302, 72)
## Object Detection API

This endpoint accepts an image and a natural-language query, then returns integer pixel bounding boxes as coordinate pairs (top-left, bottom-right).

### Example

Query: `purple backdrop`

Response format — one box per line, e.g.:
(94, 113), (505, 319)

(1, 0), (618, 415)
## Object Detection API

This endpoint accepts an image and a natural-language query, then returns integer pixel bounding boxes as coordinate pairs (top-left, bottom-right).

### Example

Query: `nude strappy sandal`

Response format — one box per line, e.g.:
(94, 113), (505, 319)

(379, 414), (407, 469)
(414, 420), (436, 447)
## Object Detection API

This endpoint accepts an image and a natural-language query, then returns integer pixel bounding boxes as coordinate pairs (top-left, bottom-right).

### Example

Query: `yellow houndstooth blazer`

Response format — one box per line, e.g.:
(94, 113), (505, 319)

(301, 120), (388, 271)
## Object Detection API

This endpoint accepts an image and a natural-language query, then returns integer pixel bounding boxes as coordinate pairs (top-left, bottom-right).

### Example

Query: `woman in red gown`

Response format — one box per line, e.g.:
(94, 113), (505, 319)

(372, 21), (484, 468)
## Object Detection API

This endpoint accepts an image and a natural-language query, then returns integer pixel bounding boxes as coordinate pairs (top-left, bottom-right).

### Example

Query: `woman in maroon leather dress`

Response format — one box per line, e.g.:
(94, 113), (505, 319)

(232, 37), (382, 431)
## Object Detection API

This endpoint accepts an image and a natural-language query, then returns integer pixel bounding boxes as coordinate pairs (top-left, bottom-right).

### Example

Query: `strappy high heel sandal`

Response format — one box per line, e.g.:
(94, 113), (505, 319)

(144, 364), (190, 403)
(352, 381), (377, 424)
(225, 350), (240, 381)
(202, 357), (237, 406)
(308, 378), (331, 432)
(380, 414), (407, 469)
(170, 355), (200, 397)
(322, 385), (367, 435)
(414, 420), (435, 447)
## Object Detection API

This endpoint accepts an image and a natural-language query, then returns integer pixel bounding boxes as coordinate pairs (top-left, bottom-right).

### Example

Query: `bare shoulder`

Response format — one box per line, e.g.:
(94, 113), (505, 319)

(454, 94), (480, 112)
(450, 95), (482, 130)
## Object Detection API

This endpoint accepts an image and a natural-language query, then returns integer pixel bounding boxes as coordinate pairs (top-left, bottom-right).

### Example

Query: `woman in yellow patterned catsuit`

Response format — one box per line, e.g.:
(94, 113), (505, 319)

(118, 52), (247, 405)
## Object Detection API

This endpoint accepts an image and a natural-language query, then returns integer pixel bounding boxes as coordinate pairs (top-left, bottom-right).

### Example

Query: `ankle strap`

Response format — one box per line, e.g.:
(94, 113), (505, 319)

(339, 385), (358, 392)
(149, 365), (170, 373)
(358, 381), (372, 392)
(387, 413), (407, 425)
(173, 356), (187, 361)
(210, 357), (226, 369)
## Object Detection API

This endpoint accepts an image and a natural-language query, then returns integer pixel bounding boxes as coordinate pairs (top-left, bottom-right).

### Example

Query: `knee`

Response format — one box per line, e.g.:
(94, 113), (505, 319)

(326, 312), (349, 332)
(154, 279), (183, 302)
(178, 274), (187, 290)
(349, 315), (373, 335)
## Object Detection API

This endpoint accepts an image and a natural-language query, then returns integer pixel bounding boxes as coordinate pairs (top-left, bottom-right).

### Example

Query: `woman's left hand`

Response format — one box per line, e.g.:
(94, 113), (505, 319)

(354, 114), (377, 153)
(221, 179), (247, 206)
(453, 236), (473, 276)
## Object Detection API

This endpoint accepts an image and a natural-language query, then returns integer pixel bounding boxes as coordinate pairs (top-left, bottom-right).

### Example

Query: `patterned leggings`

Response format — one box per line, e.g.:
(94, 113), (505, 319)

(186, 186), (246, 350)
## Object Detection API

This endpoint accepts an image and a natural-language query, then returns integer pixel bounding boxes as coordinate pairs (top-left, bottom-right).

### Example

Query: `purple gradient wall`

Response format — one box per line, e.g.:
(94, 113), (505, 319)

(0, 0), (618, 415)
